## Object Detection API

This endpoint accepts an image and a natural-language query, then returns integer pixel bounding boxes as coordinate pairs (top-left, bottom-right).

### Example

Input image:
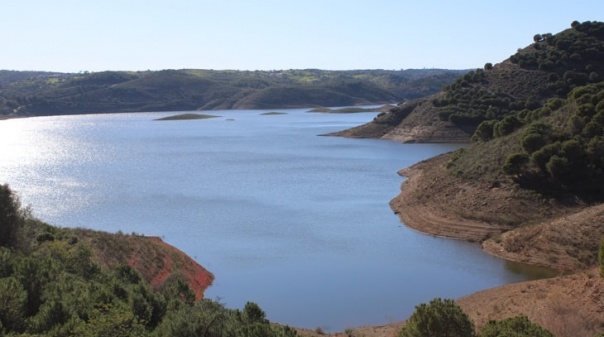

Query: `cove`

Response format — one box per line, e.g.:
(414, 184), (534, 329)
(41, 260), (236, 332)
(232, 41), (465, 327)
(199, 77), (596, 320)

(0, 108), (546, 331)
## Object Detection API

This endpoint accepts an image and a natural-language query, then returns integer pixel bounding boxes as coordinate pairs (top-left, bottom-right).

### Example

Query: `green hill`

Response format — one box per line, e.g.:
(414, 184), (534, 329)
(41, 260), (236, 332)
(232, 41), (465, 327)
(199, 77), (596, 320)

(336, 20), (604, 143)
(0, 68), (466, 117)
(380, 21), (604, 276)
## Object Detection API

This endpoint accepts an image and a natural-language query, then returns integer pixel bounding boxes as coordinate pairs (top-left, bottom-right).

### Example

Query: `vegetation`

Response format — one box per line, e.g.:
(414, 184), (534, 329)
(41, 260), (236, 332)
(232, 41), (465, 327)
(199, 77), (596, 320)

(446, 72), (604, 201)
(0, 69), (466, 117)
(433, 21), (604, 132)
(398, 298), (475, 337)
(479, 315), (554, 337)
(399, 298), (554, 337)
(154, 113), (220, 121)
(491, 82), (604, 199)
(0, 184), (297, 337)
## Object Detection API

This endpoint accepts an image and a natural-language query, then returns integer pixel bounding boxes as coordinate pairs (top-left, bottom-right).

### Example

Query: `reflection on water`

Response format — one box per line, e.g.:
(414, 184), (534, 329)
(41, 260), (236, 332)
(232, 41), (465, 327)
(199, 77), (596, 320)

(0, 109), (552, 331)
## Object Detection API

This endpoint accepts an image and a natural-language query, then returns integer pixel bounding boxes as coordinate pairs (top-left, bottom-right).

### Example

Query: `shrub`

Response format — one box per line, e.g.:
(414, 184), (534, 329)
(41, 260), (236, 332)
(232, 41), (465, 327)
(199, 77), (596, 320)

(521, 133), (547, 154)
(479, 315), (554, 337)
(399, 298), (475, 337)
(503, 153), (529, 176)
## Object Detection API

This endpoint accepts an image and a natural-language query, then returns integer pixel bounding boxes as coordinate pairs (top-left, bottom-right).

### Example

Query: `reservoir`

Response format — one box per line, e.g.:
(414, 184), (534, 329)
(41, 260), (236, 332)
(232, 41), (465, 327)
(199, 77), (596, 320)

(0, 108), (541, 331)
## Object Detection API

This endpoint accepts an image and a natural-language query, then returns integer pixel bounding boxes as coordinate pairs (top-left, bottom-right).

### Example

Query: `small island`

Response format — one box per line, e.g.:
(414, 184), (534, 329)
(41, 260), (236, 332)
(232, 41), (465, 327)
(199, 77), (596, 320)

(260, 111), (287, 115)
(154, 113), (220, 121)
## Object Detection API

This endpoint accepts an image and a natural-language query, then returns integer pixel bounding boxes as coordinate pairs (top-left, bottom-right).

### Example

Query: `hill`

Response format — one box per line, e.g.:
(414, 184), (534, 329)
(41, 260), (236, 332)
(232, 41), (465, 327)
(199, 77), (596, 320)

(0, 68), (466, 117)
(333, 20), (604, 143)
(331, 21), (604, 274)
(0, 184), (298, 336)
(330, 21), (604, 337)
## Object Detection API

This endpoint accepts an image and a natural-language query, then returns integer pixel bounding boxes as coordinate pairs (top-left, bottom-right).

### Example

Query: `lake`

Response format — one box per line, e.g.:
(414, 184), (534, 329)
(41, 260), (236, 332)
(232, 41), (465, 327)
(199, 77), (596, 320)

(0, 108), (544, 331)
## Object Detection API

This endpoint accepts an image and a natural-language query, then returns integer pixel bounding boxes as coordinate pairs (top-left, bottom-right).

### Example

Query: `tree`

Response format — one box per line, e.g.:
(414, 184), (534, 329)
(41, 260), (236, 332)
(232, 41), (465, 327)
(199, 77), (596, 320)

(521, 133), (547, 154)
(0, 184), (21, 247)
(503, 153), (529, 176)
(399, 298), (475, 337)
(533, 34), (543, 42)
(242, 302), (267, 324)
(479, 315), (554, 337)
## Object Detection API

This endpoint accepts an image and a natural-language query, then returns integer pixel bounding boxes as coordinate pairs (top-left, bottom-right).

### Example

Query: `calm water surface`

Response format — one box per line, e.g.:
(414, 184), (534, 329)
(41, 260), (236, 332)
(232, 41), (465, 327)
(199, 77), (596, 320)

(0, 109), (540, 331)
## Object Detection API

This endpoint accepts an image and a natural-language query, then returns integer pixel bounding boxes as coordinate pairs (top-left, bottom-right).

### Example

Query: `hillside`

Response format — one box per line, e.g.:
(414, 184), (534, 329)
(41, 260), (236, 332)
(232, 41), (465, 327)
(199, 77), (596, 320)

(334, 21), (604, 337)
(0, 68), (466, 117)
(333, 20), (604, 143)
(0, 184), (298, 337)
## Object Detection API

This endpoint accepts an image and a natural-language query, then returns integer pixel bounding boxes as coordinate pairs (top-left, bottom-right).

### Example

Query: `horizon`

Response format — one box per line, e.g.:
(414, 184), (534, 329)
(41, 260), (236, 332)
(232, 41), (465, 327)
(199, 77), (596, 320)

(1, 1), (603, 73)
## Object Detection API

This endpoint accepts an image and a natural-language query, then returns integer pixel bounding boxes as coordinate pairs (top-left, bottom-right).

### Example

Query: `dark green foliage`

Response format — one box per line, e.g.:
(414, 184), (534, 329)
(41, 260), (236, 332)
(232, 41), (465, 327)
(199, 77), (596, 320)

(503, 153), (529, 176)
(472, 120), (497, 142)
(494, 115), (523, 137)
(479, 315), (554, 337)
(0, 69), (466, 117)
(0, 184), (296, 337)
(399, 298), (475, 337)
(521, 132), (547, 153)
(0, 184), (21, 247)
(0, 277), (27, 332)
(463, 21), (604, 142)
(496, 81), (604, 198)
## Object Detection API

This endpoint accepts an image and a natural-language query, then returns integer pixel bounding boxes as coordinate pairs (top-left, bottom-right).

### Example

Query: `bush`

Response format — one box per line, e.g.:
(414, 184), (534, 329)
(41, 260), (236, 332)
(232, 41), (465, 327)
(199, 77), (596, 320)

(503, 153), (529, 176)
(399, 298), (475, 337)
(479, 315), (554, 337)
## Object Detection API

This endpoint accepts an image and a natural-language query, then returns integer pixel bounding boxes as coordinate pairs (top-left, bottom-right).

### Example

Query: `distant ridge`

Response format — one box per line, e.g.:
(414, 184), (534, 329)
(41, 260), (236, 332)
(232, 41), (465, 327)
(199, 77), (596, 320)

(0, 68), (467, 117)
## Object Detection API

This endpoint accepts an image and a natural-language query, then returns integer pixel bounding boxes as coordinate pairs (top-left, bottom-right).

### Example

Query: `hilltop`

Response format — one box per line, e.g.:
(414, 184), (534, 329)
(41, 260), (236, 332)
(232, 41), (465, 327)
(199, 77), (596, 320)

(333, 20), (604, 143)
(0, 68), (466, 117)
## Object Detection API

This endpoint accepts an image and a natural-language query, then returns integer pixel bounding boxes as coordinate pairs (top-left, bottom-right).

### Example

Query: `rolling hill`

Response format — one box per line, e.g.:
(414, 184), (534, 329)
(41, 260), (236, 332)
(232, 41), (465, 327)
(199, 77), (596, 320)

(0, 68), (466, 117)
(334, 20), (604, 143)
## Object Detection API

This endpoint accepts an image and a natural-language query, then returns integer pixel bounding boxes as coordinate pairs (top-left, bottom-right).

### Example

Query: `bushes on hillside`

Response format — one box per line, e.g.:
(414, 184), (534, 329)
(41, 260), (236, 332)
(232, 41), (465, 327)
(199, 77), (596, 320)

(479, 315), (554, 337)
(493, 82), (604, 199)
(399, 298), (475, 337)
(0, 184), (298, 337)
(399, 298), (554, 337)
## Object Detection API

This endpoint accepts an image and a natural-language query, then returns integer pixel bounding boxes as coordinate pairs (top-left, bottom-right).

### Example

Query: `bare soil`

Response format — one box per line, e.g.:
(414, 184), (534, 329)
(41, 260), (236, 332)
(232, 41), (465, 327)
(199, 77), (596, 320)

(81, 231), (214, 300)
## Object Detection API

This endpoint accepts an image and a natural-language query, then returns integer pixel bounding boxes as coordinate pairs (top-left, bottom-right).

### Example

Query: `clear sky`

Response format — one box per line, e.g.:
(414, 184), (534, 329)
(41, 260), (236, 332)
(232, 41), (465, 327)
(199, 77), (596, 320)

(1, 0), (603, 72)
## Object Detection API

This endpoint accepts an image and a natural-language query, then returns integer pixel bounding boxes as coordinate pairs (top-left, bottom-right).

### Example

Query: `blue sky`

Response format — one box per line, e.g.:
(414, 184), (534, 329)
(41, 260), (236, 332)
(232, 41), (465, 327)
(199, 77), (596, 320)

(1, 0), (603, 72)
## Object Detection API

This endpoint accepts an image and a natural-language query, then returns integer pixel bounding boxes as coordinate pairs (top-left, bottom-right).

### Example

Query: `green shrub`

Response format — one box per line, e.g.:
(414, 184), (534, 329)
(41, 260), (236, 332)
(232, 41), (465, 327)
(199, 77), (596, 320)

(479, 315), (553, 337)
(399, 298), (475, 337)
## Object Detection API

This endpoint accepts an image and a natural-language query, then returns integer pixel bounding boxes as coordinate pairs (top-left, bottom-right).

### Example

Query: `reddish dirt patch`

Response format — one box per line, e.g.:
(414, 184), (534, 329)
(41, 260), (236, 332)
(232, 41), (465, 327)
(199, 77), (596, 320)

(140, 236), (213, 300)
(82, 230), (213, 300)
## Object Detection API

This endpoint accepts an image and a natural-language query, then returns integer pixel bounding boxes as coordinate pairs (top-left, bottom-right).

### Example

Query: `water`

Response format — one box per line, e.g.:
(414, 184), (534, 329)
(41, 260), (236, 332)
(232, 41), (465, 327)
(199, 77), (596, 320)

(0, 109), (540, 331)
